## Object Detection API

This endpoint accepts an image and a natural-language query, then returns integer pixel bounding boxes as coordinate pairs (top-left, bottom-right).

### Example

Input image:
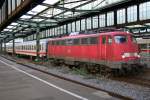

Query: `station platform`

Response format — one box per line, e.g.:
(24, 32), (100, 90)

(0, 57), (117, 100)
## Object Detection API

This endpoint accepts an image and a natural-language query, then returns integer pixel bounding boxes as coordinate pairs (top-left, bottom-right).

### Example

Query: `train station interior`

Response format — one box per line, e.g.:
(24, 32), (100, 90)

(0, 0), (149, 100)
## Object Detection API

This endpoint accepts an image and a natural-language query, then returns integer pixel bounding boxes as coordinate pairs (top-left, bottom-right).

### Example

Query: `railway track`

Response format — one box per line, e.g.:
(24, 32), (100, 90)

(1, 55), (132, 100)
(110, 69), (150, 88)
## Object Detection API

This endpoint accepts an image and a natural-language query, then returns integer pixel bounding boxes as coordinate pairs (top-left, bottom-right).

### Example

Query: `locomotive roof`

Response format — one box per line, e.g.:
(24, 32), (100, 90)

(49, 31), (131, 41)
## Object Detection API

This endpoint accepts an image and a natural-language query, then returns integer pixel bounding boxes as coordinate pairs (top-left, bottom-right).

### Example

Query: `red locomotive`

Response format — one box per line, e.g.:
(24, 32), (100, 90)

(47, 31), (144, 75)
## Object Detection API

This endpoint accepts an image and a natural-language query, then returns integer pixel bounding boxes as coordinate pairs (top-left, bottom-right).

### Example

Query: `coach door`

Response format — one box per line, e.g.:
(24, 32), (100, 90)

(107, 36), (113, 60)
(101, 36), (107, 60)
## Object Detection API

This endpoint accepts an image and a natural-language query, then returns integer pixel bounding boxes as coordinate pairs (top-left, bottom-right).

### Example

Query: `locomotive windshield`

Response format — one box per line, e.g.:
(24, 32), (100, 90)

(114, 35), (127, 43)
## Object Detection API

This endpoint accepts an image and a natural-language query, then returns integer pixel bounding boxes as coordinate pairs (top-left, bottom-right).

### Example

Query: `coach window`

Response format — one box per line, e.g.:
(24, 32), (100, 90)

(28, 45), (29, 50)
(41, 44), (43, 50)
(39, 45), (41, 51)
(74, 39), (80, 45)
(102, 36), (106, 44)
(90, 37), (98, 44)
(108, 36), (112, 44)
(66, 39), (73, 45)
(81, 38), (89, 45)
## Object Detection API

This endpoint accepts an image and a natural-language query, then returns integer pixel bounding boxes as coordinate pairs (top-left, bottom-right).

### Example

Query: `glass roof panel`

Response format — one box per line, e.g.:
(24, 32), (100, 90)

(40, 9), (54, 17)
(44, 19), (58, 23)
(7, 26), (14, 29)
(77, 0), (125, 10)
(61, 11), (80, 17)
(27, 11), (38, 15)
(3, 29), (10, 31)
(43, 0), (60, 5)
(40, 8), (63, 17)
(53, 8), (63, 15)
(31, 5), (48, 13)
(20, 15), (32, 19)
(40, 13), (52, 17)
(11, 22), (19, 26)
(11, 26), (17, 29)
(63, 0), (87, 9)
(32, 18), (44, 22)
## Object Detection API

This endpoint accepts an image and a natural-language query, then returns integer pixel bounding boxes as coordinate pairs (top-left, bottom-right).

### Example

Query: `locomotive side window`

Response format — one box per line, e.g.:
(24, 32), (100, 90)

(81, 38), (89, 44)
(66, 39), (73, 45)
(102, 36), (106, 44)
(56, 41), (60, 45)
(74, 39), (80, 45)
(108, 36), (112, 44)
(51, 41), (55, 45)
(90, 37), (98, 44)
(114, 35), (126, 43)
(60, 40), (65, 45)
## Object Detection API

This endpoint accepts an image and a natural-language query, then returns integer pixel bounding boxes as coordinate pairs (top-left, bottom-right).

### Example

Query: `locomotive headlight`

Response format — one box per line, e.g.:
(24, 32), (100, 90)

(134, 53), (140, 58)
(122, 55), (125, 58)
(122, 52), (140, 58)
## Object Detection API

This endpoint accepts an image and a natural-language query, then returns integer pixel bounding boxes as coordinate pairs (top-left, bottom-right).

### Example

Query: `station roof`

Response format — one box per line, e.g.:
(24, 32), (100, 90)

(0, 0), (127, 40)
(0, 0), (150, 42)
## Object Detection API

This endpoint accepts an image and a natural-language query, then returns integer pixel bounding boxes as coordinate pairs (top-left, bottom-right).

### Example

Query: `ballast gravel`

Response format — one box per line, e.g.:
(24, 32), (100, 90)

(2, 55), (150, 100)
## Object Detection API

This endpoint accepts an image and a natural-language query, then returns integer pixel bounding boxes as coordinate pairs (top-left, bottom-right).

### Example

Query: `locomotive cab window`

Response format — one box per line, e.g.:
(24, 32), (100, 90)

(102, 36), (106, 44)
(114, 35), (126, 43)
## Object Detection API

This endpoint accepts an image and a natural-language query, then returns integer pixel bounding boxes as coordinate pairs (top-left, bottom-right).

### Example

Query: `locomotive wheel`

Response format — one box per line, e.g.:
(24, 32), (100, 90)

(85, 64), (92, 73)
(99, 65), (110, 77)
(112, 69), (126, 77)
(132, 66), (140, 75)
(119, 69), (127, 76)
(94, 64), (100, 73)
(68, 65), (74, 69)
(112, 69), (119, 77)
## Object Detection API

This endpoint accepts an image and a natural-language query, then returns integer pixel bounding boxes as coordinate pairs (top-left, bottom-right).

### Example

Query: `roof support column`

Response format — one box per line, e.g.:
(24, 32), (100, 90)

(12, 33), (15, 56)
(36, 25), (40, 60)
(0, 41), (2, 53)
(3, 39), (6, 54)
